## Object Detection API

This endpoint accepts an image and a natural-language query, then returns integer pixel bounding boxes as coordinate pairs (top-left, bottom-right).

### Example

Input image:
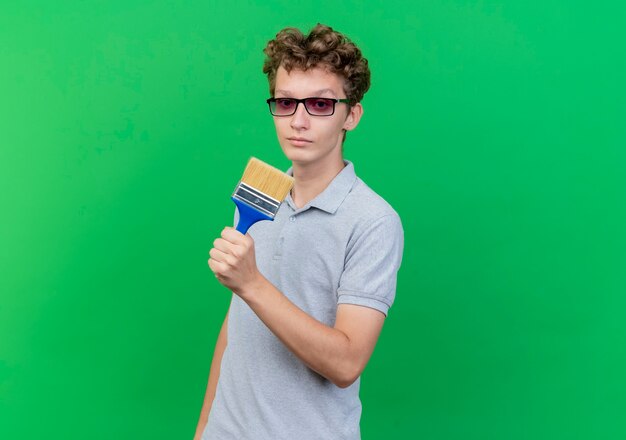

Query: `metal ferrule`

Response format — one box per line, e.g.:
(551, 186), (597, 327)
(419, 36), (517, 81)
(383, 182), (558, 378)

(232, 182), (280, 218)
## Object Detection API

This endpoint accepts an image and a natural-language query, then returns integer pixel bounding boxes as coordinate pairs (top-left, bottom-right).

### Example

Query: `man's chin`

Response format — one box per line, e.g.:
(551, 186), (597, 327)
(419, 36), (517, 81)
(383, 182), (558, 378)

(283, 148), (314, 163)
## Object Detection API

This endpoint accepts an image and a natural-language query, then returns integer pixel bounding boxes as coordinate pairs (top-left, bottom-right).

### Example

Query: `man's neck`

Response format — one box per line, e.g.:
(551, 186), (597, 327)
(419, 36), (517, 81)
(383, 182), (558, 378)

(290, 155), (345, 209)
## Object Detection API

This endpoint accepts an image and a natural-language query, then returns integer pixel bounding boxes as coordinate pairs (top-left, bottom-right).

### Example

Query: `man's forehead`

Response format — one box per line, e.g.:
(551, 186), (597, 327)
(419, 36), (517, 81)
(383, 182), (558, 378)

(274, 88), (339, 97)
(274, 66), (345, 96)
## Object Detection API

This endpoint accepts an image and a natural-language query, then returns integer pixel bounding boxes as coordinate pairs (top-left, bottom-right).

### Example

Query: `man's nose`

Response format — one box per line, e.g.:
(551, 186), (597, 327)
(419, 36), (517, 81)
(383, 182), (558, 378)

(290, 102), (310, 130)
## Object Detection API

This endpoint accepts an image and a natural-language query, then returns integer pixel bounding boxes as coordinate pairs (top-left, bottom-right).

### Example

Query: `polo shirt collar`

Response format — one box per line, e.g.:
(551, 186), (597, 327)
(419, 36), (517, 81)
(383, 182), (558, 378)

(284, 160), (357, 214)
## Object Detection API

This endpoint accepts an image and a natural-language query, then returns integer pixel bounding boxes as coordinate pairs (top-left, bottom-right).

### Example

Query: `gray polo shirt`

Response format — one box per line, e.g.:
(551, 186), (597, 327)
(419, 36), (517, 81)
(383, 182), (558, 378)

(202, 160), (404, 440)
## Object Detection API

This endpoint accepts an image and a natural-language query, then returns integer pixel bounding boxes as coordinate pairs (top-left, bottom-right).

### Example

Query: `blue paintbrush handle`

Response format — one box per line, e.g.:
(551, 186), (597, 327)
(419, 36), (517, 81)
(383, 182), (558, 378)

(231, 197), (273, 234)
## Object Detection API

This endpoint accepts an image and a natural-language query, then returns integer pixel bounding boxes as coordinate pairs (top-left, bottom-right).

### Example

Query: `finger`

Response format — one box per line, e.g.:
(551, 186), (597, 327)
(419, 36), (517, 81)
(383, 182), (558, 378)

(209, 248), (236, 266)
(208, 257), (228, 276)
(224, 230), (255, 255)
(213, 237), (235, 253)
(208, 257), (217, 272)
(221, 227), (246, 244)
(217, 236), (249, 260)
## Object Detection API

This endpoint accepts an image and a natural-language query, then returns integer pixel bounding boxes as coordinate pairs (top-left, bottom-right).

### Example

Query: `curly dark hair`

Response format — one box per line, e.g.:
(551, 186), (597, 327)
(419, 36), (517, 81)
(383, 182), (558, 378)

(262, 24), (371, 105)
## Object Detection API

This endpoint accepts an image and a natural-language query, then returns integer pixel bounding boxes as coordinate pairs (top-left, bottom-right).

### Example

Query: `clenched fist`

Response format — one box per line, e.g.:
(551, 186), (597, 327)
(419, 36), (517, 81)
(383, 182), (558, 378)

(208, 227), (263, 299)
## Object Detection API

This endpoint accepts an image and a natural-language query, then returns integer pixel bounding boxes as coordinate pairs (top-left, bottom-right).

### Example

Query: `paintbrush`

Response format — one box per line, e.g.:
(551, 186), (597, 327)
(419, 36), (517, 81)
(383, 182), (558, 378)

(231, 157), (295, 234)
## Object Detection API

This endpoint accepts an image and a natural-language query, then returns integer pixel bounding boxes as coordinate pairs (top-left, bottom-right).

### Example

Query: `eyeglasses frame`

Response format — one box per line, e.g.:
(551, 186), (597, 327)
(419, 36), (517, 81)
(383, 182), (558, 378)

(266, 97), (352, 117)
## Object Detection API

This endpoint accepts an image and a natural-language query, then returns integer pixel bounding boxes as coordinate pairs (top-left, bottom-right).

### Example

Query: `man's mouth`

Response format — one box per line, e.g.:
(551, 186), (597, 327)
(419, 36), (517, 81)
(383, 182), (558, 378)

(287, 137), (312, 146)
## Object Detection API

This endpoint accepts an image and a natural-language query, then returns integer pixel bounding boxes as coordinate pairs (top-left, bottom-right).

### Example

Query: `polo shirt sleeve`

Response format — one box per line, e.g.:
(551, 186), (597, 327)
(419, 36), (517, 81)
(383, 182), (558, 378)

(337, 213), (404, 316)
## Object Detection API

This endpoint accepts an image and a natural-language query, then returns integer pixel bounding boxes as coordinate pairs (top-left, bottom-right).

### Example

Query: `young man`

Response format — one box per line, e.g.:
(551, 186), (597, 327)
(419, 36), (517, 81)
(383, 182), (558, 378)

(195, 24), (404, 440)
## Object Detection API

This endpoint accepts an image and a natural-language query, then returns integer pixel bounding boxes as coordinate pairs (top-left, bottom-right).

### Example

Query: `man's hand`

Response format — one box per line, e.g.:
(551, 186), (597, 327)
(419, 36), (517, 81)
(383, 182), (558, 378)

(208, 227), (263, 298)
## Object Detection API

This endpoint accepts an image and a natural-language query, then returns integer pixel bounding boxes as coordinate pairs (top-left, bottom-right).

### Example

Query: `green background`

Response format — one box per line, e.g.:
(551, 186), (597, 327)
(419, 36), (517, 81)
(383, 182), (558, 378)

(1, 1), (624, 438)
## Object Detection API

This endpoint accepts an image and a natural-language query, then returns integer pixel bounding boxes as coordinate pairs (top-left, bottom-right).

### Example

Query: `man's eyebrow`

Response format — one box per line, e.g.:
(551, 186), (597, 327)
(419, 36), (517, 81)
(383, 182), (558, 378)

(274, 88), (338, 97)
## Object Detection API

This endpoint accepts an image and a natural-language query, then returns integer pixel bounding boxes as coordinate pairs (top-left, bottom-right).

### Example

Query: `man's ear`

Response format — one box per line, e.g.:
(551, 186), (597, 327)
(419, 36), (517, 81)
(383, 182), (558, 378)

(343, 103), (363, 132)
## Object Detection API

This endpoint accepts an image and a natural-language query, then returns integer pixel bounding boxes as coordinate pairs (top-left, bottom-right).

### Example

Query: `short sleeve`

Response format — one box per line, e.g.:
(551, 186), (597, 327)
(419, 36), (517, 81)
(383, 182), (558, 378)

(337, 213), (404, 316)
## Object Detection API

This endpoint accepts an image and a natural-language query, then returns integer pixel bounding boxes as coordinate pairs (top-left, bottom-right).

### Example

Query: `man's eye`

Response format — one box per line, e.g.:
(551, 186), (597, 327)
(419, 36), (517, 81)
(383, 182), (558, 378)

(311, 99), (330, 108)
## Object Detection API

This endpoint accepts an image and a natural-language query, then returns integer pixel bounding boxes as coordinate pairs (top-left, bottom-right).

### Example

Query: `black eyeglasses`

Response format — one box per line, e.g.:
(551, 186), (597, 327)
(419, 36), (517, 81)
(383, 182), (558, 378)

(266, 97), (351, 116)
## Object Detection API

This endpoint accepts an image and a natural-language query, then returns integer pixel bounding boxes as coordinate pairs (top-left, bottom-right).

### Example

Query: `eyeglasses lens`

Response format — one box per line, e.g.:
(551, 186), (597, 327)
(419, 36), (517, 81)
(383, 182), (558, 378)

(273, 99), (296, 115)
(305, 98), (334, 115)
